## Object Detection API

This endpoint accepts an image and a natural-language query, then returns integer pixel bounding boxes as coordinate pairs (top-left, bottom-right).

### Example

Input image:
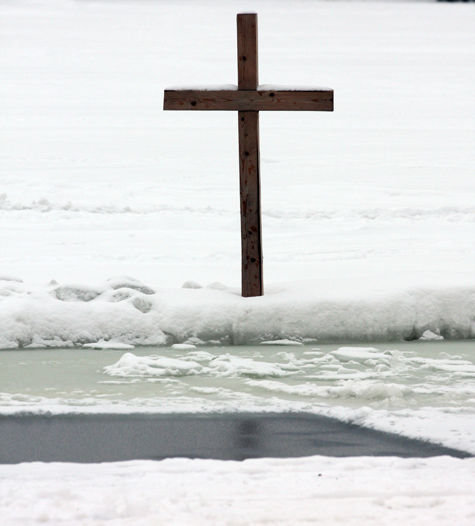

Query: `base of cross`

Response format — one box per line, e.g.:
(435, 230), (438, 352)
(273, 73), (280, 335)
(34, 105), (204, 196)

(163, 13), (333, 297)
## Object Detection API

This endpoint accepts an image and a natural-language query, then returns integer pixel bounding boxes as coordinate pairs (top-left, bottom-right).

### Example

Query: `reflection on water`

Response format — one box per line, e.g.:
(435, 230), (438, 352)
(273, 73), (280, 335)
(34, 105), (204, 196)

(2, 413), (469, 463)
(235, 419), (260, 450)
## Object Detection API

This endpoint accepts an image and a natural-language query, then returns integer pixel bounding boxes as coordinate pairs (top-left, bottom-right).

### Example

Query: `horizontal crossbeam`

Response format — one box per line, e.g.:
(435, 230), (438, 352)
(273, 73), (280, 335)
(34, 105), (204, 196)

(164, 89), (333, 111)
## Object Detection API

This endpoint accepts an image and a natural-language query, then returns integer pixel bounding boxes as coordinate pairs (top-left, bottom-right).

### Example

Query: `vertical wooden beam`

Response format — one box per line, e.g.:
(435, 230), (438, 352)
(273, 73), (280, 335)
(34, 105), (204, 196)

(237, 13), (263, 297)
(237, 13), (258, 89)
(238, 111), (262, 297)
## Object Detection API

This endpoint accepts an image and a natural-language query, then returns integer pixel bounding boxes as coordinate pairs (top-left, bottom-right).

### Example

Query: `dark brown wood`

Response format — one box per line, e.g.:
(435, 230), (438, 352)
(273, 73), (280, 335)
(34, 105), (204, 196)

(237, 13), (262, 296)
(237, 14), (258, 90)
(164, 89), (333, 111)
(238, 110), (262, 297)
(163, 12), (334, 297)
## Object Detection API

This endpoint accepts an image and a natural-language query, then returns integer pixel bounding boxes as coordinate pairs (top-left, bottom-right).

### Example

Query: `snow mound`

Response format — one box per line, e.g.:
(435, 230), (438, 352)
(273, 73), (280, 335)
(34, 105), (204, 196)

(0, 279), (474, 349)
(0, 277), (166, 349)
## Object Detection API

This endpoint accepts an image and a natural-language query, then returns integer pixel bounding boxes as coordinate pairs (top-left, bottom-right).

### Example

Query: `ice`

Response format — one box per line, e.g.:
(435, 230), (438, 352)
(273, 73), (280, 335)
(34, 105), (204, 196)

(419, 329), (444, 341)
(104, 353), (201, 377)
(209, 354), (293, 378)
(103, 351), (294, 379)
(331, 347), (390, 363)
(260, 339), (304, 346)
(246, 379), (410, 401)
(82, 340), (135, 350)
(2, 341), (475, 452)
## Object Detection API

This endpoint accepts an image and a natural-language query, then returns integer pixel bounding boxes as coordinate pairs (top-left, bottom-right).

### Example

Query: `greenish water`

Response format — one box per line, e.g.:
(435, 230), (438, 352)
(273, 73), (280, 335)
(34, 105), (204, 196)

(1, 341), (474, 414)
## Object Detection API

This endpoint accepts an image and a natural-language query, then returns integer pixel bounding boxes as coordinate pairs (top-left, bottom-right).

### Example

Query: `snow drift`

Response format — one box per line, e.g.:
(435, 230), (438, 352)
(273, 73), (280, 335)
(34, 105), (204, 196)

(0, 276), (474, 349)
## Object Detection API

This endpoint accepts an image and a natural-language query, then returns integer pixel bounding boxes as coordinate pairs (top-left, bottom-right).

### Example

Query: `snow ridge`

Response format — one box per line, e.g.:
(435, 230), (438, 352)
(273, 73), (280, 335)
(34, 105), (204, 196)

(0, 276), (474, 349)
(1, 194), (474, 222)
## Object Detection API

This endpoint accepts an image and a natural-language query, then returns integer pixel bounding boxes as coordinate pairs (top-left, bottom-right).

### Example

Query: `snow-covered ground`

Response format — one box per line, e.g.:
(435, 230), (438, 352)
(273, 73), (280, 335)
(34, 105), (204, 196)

(1, 0), (474, 346)
(1, 0), (475, 524)
(2, 456), (475, 526)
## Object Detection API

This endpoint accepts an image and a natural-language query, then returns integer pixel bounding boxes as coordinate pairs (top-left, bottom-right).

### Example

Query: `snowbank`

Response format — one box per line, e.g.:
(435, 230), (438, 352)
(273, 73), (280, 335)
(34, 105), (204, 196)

(1, 456), (474, 526)
(0, 276), (474, 349)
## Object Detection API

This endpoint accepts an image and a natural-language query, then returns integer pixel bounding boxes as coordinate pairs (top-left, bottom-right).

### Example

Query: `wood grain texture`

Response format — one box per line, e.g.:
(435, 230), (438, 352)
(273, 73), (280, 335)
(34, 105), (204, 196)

(238, 15), (261, 296)
(163, 89), (334, 111)
(237, 14), (258, 90)
(238, 110), (263, 297)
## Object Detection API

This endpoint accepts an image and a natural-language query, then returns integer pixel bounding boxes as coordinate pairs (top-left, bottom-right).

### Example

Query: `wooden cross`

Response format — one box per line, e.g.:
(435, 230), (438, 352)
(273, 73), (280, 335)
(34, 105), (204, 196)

(164, 13), (333, 297)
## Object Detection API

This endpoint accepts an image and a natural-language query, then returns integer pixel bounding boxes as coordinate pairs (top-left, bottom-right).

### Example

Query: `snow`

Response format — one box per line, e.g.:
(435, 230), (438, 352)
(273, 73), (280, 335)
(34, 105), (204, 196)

(0, 0), (474, 522)
(259, 84), (333, 91)
(166, 84), (238, 91)
(1, 456), (475, 526)
(1, 279), (474, 348)
(0, 0), (473, 330)
(167, 84), (334, 91)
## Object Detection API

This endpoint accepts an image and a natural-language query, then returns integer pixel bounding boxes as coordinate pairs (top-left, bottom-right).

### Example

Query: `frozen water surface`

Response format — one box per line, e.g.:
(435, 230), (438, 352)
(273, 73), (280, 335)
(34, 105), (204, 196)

(2, 341), (475, 453)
